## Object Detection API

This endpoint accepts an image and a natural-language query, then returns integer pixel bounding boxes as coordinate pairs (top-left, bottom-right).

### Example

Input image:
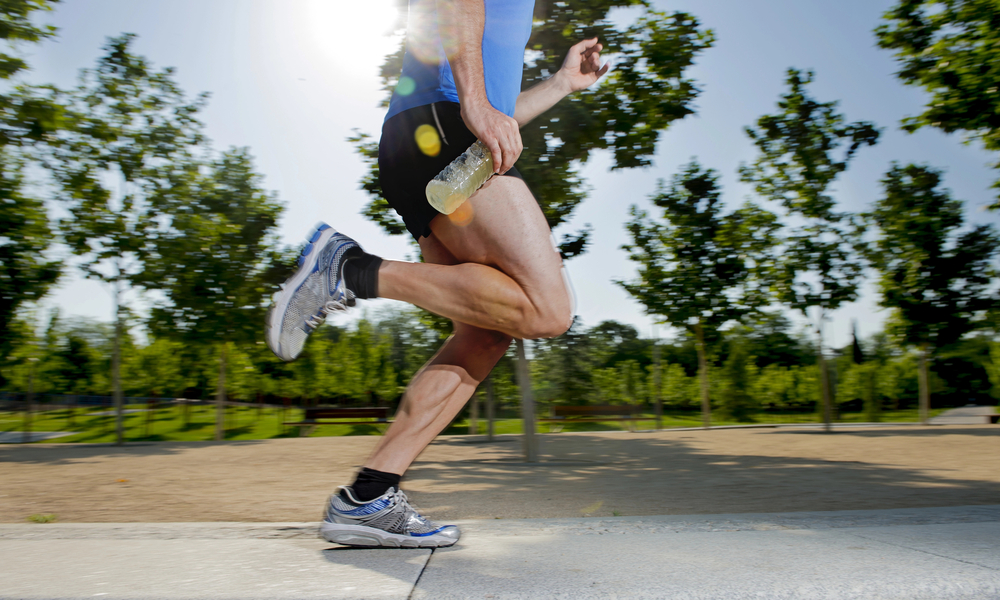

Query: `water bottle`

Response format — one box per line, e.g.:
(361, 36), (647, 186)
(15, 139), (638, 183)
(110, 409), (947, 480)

(425, 140), (495, 214)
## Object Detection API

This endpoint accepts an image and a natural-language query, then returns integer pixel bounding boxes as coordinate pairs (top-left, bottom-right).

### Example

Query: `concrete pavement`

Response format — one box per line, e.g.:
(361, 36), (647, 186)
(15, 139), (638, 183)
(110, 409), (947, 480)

(2, 505), (999, 599)
(930, 406), (998, 426)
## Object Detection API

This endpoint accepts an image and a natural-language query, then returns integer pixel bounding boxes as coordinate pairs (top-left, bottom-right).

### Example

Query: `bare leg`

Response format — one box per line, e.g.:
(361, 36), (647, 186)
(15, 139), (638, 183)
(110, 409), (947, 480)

(363, 176), (569, 475)
(378, 176), (572, 340)
(365, 322), (512, 474)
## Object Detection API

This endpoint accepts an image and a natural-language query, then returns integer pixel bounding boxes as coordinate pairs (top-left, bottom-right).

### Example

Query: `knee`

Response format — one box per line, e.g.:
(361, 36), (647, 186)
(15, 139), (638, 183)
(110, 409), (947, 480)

(520, 305), (573, 340)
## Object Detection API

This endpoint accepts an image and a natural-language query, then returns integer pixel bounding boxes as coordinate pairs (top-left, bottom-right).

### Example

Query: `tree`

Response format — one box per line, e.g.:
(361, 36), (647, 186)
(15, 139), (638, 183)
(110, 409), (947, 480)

(743, 312), (811, 369)
(986, 341), (1000, 402)
(719, 336), (755, 422)
(0, 0), (64, 386)
(48, 34), (206, 443)
(533, 320), (597, 406)
(740, 69), (880, 430)
(876, 0), (1000, 207)
(620, 161), (779, 427)
(144, 148), (284, 440)
(866, 163), (999, 422)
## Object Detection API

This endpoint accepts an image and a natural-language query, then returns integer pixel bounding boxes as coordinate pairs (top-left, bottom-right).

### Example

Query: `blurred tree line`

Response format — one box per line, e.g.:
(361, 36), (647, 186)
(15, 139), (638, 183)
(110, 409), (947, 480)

(5, 307), (999, 421)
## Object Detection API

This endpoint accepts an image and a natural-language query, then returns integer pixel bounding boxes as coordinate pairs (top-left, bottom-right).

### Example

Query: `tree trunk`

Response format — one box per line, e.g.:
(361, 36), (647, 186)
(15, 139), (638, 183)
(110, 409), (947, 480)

(216, 343), (227, 441)
(112, 277), (124, 446)
(22, 361), (35, 444)
(485, 374), (495, 441)
(817, 314), (832, 433)
(515, 339), (538, 462)
(653, 337), (662, 430)
(469, 387), (479, 435)
(694, 320), (711, 429)
(865, 366), (881, 423)
(918, 345), (931, 425)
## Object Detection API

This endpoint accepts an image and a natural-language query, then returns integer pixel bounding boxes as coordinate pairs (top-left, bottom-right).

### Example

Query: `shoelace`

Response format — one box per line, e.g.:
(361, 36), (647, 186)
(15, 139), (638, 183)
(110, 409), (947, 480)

(305, 300), (348, 329)
(390, 489), (432, 526)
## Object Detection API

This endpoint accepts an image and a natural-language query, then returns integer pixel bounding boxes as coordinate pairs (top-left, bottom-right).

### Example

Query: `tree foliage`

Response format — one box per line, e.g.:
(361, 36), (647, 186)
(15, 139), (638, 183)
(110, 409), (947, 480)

(740, 69), (879, 317)
(50, 34), (206, 283)
(144, 148), (284, 346)
(0, 0), (63, 384)
(619, 161), (778, 335)
(867, 164), (998, 351)
(876, 0), (1000, 207)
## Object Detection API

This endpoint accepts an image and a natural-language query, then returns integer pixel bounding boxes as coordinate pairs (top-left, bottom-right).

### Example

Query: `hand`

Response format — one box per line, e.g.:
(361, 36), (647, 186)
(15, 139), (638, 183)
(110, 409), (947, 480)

(556, 37), (610, 94)
(461, 101), (522, 175)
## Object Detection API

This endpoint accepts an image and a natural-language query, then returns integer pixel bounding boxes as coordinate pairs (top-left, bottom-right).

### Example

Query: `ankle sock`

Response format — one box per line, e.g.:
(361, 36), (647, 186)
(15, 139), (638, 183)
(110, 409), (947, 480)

(343, 247), (382, 299)
(345, 467), (401, 502)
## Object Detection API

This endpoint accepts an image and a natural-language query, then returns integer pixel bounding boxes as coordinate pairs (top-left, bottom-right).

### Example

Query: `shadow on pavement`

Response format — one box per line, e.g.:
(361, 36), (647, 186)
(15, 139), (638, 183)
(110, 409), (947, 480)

(404, 427), (1000, 520)
(0, 439), (270, 466)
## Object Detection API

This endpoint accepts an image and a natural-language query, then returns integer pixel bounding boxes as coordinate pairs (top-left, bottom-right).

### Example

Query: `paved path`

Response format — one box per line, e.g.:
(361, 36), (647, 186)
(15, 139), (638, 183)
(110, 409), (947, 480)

(930, 406), (998, 426)
(2, 505), (998, 599)
(0, 431), (76, 444)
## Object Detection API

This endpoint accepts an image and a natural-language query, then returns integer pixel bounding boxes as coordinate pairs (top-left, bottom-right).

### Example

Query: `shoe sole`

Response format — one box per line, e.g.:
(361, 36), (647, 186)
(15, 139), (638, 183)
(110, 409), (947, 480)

(320, 522), (460, 549)
(265, 223), (336, 361)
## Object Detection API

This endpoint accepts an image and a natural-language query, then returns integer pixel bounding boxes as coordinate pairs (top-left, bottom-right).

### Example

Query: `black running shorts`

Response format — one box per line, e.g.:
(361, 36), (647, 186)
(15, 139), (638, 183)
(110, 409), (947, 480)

(378, 102), (522, 241)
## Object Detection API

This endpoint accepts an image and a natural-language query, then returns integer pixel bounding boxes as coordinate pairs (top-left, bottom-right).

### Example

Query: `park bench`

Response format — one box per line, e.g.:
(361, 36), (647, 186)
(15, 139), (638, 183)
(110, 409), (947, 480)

(283, 407), (393, 437)
(539, 405), (643, 433)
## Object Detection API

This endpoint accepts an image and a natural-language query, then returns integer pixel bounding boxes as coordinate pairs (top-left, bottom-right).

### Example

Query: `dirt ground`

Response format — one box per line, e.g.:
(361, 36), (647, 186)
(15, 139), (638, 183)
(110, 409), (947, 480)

(1, 425), (998, 523)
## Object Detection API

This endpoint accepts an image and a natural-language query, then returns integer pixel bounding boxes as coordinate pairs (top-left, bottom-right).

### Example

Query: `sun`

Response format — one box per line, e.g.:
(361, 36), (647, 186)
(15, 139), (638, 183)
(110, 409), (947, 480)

(299, 0), (405, 82)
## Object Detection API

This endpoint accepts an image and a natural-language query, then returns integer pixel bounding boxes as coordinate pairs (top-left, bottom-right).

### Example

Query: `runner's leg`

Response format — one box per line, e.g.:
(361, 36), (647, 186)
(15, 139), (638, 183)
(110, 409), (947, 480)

(377, 176), (572, 340)
(364, 175), (569, 474)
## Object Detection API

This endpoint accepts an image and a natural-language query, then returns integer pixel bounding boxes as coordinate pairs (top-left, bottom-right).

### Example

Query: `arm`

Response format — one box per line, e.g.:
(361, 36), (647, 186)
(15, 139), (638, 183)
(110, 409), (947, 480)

(437, 0), (521, 174)
(513, 38), (609, 127)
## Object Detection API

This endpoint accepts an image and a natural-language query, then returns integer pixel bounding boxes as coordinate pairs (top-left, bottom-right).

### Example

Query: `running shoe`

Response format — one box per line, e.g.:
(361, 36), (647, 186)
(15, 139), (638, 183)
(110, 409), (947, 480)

(320, 486), (461, 548)
(266, 222), (358, 361)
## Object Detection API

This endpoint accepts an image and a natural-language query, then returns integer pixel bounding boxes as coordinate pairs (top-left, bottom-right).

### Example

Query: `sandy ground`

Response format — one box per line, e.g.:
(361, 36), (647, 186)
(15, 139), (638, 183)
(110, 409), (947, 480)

(1, 425), (998, 523)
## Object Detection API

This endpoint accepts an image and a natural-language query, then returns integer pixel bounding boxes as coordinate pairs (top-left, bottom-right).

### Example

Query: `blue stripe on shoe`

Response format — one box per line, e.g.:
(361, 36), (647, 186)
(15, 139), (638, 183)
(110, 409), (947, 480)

(409, 525), (456, 537)
(338, 498), (392, 517)
(309, 226), (328, 243)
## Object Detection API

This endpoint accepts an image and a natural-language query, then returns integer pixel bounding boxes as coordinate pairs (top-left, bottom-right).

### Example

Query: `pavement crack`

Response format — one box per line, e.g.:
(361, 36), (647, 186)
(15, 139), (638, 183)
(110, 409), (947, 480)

(408, 548), (434, 600)
(845, 531), (1000, 572)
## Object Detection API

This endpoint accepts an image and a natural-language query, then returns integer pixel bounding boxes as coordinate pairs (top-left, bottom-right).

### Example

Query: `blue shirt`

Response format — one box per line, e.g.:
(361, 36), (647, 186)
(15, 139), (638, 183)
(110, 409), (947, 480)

(385, 0), (534, 121)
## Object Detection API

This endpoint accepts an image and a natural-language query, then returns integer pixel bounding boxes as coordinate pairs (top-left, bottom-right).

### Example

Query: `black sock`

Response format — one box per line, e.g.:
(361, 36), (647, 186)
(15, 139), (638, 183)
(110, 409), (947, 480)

(345, 467), (401, 502)
(342, 247), (382, 299)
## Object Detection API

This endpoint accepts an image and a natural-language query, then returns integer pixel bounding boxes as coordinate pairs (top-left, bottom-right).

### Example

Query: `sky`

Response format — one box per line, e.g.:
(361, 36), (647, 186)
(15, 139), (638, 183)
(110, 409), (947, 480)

(23, 0), (1000, 348)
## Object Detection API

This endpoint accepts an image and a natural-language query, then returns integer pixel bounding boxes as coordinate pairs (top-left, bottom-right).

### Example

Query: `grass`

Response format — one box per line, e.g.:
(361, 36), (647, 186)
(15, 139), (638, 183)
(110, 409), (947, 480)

(0, 404), (958, 443)
(443, 407), (951, 435)
(27, 514), (57, 523)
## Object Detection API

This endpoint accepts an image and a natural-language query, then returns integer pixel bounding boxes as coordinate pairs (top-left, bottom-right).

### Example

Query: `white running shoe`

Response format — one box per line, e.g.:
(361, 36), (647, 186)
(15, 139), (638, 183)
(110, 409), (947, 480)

(265, 222), (359, 361)
(321, 486), (461, 549)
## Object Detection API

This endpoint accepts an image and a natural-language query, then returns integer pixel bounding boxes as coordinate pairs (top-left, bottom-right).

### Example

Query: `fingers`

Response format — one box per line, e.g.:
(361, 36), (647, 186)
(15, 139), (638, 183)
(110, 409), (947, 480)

(480, 118), (519, 174)
(574, 37), (601, 54)
(492, 121), (522, 174)
(462, 103), (521, 174)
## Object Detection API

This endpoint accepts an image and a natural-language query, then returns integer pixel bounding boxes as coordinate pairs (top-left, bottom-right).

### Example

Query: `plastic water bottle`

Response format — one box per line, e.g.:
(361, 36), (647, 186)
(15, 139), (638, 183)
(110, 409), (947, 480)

(425, 140), (495, 214)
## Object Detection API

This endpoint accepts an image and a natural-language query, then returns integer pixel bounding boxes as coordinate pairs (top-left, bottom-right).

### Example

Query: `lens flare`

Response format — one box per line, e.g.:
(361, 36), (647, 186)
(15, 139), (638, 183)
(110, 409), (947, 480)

(447, 198), (474, 226)
(396, 76), (415, 96)
(415, 124), (441, 157)
(406, 0), (446, 65)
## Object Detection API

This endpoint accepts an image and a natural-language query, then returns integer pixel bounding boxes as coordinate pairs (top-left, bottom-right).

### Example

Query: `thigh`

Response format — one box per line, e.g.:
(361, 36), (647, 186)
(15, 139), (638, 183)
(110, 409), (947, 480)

(423, 175), (568, 313)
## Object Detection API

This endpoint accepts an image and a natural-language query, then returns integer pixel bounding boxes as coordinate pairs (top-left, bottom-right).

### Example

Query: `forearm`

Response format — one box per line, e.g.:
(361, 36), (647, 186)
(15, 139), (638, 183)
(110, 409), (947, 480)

(512, 72), (573, 127)
(437, 0), (489, 110)
(436, 0), (522, 173)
